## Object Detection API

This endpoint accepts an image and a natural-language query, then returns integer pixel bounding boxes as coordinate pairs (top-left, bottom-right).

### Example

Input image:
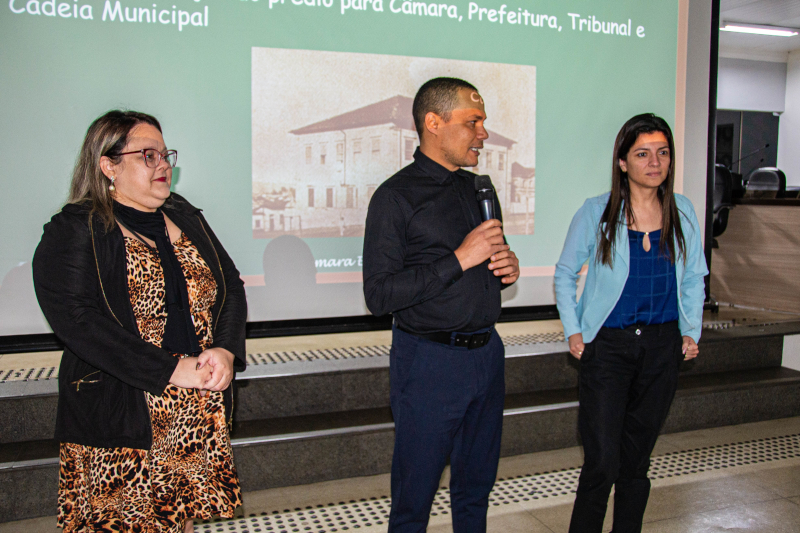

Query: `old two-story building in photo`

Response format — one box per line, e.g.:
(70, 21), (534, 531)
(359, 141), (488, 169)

(252, 95), (535, 238)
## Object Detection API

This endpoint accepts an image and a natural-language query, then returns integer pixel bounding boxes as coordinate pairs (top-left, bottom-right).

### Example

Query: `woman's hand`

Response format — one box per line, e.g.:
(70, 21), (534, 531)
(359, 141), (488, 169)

(682, 336), (699, 360)
(169, 357), (212, 389)
(196, 347), (236, 392)
(568, 333), (585, 360)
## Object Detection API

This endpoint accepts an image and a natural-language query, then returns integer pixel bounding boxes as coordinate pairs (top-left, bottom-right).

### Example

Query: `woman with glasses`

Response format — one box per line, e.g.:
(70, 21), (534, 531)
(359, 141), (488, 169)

(33, 110), (246, 532)
(554, 114), (707, 533)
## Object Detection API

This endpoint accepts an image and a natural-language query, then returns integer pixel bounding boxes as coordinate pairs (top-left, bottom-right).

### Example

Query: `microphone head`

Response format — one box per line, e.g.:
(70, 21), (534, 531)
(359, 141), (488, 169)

(474, 174), (493, 192)
(475, 175), (494, 203)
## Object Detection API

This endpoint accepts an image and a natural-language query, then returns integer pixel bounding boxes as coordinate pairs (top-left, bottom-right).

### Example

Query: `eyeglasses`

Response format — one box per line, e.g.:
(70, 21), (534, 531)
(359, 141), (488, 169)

(118, 148), (178, 168)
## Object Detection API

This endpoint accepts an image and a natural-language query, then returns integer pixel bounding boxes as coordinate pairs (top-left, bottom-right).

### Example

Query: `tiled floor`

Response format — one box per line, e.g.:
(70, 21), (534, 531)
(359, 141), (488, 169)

(3, 417), (800, 532)
(4, 305), (798, 373)
(0, 351), (61, 373)
(0, 321), (570, 386)
(0, 321), (566, 376)
(3, 308), (799, 531)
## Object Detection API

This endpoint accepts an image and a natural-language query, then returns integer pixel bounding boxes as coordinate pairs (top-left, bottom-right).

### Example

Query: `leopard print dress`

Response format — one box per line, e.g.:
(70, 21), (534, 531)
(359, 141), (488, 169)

(58, 234), (242, 532)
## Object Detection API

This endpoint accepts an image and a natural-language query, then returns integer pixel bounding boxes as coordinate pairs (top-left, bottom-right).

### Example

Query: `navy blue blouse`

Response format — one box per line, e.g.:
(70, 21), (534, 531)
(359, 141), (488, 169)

(603, 229), (679, 329)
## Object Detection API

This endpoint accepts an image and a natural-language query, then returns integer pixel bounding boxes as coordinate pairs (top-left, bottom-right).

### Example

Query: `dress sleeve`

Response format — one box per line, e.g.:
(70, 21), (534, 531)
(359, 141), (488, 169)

(32, 213), (179, 396)
(362, 186), (463, 317)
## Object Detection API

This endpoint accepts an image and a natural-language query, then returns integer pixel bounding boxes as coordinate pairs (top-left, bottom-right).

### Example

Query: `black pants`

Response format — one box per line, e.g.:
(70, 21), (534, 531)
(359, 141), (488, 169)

(388, 325), (505, 533)
(569, 322), (682, 533)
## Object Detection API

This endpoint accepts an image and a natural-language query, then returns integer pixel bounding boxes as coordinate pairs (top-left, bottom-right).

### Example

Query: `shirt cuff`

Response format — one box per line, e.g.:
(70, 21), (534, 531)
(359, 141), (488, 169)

(433, 252), (464, 287)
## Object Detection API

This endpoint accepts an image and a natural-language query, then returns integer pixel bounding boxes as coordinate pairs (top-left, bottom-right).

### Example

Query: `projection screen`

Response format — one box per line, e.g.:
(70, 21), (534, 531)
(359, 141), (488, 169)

(0, 0), (681, 334)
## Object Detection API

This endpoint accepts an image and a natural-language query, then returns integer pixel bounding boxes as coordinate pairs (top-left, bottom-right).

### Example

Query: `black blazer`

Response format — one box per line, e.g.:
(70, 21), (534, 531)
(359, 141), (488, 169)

(32, 194), (247, 449)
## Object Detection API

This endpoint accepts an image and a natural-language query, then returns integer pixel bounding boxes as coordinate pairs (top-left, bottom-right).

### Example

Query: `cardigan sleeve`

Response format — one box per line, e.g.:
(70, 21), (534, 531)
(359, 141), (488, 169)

(677, 198), (709, 343)
(197, 212), (248, 372)
(32, 211), (179, 396)
(554, 199), (597, 339)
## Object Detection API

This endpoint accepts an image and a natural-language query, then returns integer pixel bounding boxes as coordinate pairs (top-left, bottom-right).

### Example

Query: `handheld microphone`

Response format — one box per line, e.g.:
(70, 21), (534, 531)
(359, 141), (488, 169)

(474, 175), (495, 222)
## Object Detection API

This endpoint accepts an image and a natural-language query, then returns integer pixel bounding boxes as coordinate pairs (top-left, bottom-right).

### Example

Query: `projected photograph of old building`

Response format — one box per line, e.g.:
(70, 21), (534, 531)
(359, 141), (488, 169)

(252, 49), (536, 238)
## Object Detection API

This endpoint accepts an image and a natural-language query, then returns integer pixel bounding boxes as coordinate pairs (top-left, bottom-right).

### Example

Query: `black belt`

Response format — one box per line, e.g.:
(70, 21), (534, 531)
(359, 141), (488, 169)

(398, 326), (493, 350)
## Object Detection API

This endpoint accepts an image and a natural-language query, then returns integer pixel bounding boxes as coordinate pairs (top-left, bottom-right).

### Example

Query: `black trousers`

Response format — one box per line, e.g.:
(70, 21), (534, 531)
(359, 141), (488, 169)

(569, 322), (683, 533)
(388, 325), (505, 533)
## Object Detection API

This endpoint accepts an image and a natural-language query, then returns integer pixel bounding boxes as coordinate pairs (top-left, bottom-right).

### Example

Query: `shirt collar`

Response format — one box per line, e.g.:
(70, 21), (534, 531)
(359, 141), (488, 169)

(413, 147), (471, 184)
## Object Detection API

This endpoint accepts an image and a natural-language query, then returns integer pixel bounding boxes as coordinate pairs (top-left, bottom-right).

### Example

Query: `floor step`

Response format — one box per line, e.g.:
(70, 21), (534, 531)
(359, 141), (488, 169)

(5, 367), (798, 522)
(5, 328), (789, 445)
(2, 319), (799, 523)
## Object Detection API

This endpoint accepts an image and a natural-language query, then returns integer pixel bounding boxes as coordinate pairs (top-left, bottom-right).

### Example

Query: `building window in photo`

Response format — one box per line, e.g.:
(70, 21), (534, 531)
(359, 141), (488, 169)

(404, 138), (415, 160)
(498, 152), (505, 171)
(326, 187), (334, 208)
(308, 187), (315, 208)
(305, 145), (312, 165)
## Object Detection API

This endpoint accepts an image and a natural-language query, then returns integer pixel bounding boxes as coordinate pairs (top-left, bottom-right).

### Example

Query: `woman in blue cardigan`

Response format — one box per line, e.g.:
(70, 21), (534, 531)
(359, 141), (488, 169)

(554, 114), (708, 533)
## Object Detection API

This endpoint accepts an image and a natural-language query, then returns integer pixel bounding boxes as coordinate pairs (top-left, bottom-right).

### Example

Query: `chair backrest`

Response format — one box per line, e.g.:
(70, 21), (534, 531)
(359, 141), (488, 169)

(714, 164), (733, 213)
(744, 167), (786, 198)
(712, 209), (729, 238)
(730, 171), (745, 199)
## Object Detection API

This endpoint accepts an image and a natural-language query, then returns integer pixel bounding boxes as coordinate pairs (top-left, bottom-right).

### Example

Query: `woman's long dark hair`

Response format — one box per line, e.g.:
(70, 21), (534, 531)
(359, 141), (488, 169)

(596, 113), (686, 267)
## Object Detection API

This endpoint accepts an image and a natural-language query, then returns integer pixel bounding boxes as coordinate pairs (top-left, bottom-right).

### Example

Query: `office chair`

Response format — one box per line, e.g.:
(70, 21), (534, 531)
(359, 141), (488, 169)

(744, 167), (786, 199)
(712, 164), (734, 244)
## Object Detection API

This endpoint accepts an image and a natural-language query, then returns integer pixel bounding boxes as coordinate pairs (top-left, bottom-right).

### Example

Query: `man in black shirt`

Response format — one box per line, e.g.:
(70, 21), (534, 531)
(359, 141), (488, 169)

(363, 77), (520, 532)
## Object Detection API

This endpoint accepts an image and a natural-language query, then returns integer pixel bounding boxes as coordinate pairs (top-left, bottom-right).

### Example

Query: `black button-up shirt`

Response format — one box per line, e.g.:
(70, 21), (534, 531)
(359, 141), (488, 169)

(363, 148), (508, 335)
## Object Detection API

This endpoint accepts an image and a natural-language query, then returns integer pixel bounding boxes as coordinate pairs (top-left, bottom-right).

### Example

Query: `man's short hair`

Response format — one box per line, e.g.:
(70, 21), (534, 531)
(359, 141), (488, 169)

(412, 77), (478, 137)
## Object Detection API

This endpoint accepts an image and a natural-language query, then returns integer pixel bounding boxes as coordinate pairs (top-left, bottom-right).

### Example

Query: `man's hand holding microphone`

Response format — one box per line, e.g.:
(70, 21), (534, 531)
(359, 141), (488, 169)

(454, 175), (520, 284)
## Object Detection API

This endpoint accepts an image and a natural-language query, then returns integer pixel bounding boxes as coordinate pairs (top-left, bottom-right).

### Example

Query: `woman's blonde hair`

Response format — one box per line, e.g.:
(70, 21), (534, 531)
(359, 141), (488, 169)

(68, 110), (163, 230)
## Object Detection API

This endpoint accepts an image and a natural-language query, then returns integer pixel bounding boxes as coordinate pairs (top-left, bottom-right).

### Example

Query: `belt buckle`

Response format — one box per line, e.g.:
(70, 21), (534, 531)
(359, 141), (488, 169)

(468, 331), (490, 350)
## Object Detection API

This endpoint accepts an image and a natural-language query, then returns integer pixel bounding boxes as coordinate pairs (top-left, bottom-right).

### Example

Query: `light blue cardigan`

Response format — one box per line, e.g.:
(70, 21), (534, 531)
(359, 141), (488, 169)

(554, 192), (709, 344)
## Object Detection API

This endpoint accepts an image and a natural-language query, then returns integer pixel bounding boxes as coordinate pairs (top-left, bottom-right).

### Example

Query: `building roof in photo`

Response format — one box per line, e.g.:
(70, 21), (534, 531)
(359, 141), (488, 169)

(512, 162), (535, 179)
(290, 95), (517, 148)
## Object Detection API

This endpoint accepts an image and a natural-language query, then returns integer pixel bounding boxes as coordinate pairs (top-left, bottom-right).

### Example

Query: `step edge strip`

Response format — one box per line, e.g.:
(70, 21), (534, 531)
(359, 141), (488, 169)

(0, 456), (59, 471)
(503, 401), (580, 416)
(677, 375), (800, 396)
(231, 422), (396, 447)
(231, 402), (581, 447)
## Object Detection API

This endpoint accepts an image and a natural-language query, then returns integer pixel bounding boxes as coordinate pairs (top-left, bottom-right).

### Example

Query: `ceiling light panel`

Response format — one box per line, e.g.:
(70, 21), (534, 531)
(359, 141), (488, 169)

(721, 22), (799, 37)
